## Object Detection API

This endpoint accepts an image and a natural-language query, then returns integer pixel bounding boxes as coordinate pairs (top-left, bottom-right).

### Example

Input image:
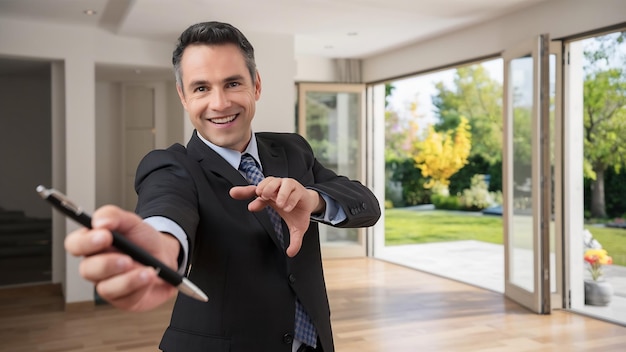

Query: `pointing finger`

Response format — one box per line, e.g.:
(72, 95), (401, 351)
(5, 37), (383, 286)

(229, 185), (258, 200)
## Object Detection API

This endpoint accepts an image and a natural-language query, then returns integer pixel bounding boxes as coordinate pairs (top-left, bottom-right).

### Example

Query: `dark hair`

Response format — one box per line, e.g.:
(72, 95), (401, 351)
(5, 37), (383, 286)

(172, 21), (256, 87)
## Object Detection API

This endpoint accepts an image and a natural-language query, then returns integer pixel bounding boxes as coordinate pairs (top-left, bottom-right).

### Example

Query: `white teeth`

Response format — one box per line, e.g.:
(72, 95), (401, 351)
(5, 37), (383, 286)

(211, 114), (236, 124)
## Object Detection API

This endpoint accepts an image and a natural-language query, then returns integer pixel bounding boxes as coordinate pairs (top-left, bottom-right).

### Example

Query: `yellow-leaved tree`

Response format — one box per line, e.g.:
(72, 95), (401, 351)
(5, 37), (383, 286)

(413, 117), (472, 195)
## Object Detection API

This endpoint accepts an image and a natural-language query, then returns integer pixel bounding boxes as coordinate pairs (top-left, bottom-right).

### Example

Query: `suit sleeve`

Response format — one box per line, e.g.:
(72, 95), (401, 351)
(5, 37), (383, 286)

(291, 134), (381, 228)
(134, 146), (201, 253)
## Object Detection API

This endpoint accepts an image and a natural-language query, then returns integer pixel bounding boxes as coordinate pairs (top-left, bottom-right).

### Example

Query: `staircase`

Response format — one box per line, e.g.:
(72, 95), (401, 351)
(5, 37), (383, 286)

(0, 208), (52, 286)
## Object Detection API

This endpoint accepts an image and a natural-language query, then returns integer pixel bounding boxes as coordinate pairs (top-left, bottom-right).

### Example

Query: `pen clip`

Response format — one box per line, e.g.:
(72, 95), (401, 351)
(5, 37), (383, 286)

(37, 186), (83, 215)
(56, 193), (82, 215)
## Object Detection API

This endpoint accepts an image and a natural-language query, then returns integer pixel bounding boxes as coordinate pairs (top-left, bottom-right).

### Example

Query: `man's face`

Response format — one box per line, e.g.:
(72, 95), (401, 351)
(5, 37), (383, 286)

(177, 43), (261, 152)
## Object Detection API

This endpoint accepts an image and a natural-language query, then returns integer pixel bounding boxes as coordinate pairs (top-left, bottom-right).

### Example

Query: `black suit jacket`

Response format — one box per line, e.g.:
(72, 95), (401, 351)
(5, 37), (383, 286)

(134, 131), (380, 352)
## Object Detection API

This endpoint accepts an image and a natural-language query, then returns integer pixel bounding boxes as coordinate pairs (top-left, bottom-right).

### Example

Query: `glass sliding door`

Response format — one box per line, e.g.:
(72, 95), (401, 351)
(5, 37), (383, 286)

(502, 34), (553, 313)
(565, 30), (626, 325)
(297, 83), (368, 258)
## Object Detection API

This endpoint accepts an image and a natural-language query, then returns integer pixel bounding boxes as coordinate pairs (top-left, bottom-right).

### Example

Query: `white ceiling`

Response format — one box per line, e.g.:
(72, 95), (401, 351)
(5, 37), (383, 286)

(0, 0), (550, 59)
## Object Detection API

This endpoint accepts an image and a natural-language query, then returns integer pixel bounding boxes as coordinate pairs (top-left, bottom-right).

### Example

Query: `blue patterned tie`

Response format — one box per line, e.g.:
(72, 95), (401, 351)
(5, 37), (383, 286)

(239, 154), (318, 348)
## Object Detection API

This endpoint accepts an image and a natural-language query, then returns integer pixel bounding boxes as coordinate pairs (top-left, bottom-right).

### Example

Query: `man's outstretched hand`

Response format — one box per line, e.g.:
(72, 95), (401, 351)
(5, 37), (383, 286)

(64, 205), (179, 311)
(229, 177), (325, 257)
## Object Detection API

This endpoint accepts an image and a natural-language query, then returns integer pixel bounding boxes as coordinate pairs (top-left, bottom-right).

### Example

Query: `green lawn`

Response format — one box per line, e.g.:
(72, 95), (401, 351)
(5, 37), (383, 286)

(385, 209), (503, 245)
(385, 208), (626, 266)
(584, 226), (626, 267)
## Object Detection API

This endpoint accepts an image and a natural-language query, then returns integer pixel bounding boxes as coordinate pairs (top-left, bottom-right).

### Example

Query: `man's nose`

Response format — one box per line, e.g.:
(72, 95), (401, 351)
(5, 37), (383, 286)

(209, 89), (231, 110)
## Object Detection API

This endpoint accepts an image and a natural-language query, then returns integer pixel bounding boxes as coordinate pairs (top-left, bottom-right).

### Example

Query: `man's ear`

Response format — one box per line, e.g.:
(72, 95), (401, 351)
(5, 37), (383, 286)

(176, 84), (189, 110)
(254, 71), (262, 101)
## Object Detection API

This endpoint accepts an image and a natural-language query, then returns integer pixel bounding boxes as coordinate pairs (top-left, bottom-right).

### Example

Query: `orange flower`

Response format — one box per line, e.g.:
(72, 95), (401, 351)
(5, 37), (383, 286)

(584, 249), (613, 281)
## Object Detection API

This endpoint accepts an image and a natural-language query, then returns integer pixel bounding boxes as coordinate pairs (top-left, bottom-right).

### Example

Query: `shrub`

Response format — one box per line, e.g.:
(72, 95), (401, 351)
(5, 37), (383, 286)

(386, 157), (431, 206)
(432, 194), (461, 210)
(459, 174), (502, 211)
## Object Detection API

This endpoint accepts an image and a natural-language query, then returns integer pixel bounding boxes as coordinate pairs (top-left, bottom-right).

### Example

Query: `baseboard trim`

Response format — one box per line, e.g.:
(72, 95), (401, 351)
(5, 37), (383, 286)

(0, 282), (61, 299)
(65, 300), (95, 312)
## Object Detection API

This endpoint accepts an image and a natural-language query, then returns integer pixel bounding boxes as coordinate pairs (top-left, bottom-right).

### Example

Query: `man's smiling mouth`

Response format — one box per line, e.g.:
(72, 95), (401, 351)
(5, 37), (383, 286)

(210, 114), (237, 124)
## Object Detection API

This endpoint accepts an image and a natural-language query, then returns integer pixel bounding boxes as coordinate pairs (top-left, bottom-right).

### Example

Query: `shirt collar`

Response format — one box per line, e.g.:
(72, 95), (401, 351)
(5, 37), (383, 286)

(196, 131), (262, 171)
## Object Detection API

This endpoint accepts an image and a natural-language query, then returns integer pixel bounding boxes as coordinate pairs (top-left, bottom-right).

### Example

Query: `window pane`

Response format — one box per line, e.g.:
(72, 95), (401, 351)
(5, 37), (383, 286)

(510, 56), (534, 292)
(305, 91), (360, 242)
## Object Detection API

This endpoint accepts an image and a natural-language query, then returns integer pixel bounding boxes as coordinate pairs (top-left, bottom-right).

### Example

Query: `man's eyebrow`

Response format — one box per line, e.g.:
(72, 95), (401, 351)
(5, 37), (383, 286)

(223, 74), (245, 83)
(188, 79), (209, 88)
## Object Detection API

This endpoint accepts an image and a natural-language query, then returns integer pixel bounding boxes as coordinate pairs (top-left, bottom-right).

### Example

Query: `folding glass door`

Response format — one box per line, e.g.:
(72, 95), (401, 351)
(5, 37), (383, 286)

(502, 34), (562, 313)
(297, 83), (368, 258)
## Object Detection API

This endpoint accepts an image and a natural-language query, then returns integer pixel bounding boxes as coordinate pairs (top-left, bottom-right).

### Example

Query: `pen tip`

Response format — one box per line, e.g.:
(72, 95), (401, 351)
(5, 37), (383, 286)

(179, 277), (209, 302)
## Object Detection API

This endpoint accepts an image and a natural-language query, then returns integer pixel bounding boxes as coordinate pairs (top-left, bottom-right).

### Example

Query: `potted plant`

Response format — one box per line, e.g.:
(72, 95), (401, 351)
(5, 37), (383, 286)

(584, 248), (614, 306)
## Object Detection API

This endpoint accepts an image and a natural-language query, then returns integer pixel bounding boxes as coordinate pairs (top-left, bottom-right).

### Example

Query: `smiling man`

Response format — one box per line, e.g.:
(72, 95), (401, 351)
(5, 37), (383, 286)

(65, 21), (380, 352)
(175, 42), (260, 152)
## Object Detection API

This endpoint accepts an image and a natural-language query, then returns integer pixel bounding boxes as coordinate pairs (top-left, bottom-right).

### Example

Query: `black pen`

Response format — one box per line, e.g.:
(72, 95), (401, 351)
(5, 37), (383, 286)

(36, 185), (208, 302)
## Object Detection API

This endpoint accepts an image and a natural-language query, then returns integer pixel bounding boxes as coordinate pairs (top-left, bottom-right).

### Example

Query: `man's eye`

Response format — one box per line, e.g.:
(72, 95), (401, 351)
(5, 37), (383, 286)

(196, 87), (207, 92)
(226, 82), (240, 88)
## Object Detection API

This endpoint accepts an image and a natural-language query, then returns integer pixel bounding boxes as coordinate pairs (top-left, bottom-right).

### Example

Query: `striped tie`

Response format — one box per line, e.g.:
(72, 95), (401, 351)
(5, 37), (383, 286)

(239, 154), (318, 348)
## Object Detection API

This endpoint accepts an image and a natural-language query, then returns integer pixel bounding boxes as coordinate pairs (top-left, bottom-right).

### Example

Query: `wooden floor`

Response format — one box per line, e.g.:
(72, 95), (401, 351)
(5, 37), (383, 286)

(2, 258), (626, 351)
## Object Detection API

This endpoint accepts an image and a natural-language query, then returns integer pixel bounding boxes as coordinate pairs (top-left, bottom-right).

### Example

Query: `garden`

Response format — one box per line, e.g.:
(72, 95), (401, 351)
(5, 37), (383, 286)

(384, 208), (626, 267)
(383, 31), (626, 269)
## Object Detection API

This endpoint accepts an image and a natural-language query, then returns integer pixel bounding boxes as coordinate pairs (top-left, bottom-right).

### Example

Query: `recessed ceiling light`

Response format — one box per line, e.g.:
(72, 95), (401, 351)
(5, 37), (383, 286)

(324, 45), (334, 49)
(347, 32), (358, 36)
(83, 9), (97, 16)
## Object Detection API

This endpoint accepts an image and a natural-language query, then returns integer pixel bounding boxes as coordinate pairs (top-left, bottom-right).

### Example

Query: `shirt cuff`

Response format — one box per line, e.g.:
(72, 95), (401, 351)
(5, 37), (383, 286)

(143, 216), (189, 276)
(310, 191), (347, 225)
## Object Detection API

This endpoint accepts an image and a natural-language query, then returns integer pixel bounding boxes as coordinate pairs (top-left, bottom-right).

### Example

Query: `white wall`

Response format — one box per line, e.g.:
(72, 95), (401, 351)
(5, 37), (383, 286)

(363, 0), (626, 82)
(165, 82), (185, 146)
(247, 32), (297, 133)
(95, 82), (123, 208)
(295, 55), (336, 82)
(95, 80), (184, 211)
(64, 53), (97, 304)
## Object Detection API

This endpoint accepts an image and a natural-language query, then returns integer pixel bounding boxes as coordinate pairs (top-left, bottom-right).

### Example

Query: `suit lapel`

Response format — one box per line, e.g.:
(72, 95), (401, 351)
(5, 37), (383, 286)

(257, 135), (288, 179)
(186, 131), (287, 252)
(186, 131), (247, 187)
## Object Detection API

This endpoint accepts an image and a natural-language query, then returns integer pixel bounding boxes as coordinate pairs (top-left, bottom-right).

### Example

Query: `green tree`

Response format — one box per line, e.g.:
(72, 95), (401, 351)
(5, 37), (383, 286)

(385, 83), (427, 206)
(512, 103), (533, 187)
(432, 65), (503, 165)
(584, 68), (626, 218)
(304, 93), (333, 160)
(385, 83), (395, 108)
(385, 109), (411, 160)
(583, 32), (626, 218)
(385, 83), (423, 160)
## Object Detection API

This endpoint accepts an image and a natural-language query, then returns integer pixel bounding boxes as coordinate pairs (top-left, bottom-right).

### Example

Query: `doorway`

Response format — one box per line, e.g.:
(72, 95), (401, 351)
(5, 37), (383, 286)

(372, 58), (506, 293)
(0, 58), (53, 286)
